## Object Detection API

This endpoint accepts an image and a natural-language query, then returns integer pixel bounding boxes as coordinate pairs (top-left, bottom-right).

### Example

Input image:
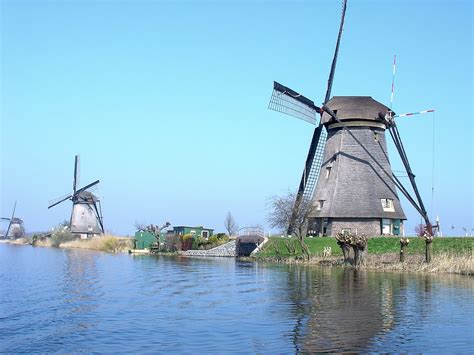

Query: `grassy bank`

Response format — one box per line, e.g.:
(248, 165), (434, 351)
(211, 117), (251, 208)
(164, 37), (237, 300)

(256, 237), (474, 275)
(257, 236), (473, 258)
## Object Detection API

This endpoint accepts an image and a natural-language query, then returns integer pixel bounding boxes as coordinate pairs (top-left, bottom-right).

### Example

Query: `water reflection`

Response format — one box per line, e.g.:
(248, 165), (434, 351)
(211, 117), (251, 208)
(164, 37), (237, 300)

(61, 249), (100, 329)
(1, 244), (473, 353)
(283, 267), (474, 353)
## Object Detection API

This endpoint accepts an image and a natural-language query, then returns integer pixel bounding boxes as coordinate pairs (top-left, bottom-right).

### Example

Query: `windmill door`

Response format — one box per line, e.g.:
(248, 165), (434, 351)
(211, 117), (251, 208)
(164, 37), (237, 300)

(381, 219), (392, 235)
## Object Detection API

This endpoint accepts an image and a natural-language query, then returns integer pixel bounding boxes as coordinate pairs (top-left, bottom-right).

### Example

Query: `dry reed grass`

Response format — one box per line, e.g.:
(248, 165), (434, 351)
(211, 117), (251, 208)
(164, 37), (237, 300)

(60, 234), (132, 253)
(260, 251), (473, 275)
(304, 252), (474, 275)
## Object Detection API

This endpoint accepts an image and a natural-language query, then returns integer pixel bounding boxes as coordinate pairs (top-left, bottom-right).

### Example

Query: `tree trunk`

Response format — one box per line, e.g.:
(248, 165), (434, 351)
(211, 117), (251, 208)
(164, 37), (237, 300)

(425, 239), (433, 263)
(400, 244), (406, 262)
(299, 238), (310, 260)
(339, 243), (352, 263)
(399, 238), (409, 262)
(354, 247), (366, 266)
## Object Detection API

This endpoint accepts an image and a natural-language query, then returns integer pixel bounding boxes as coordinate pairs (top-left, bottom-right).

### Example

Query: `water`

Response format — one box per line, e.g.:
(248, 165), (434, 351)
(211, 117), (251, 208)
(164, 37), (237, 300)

(1, 243), (473, 353)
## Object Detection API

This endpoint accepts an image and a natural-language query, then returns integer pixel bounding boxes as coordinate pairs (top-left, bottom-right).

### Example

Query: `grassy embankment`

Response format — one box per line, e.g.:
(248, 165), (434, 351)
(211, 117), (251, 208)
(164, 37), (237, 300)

(256, 237), (474, 275)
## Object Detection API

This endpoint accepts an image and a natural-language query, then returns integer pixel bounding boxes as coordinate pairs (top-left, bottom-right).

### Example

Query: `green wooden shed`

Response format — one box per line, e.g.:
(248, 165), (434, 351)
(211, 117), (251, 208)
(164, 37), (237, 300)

(134, 231), (164, 249)
(173, 226), (214, 239)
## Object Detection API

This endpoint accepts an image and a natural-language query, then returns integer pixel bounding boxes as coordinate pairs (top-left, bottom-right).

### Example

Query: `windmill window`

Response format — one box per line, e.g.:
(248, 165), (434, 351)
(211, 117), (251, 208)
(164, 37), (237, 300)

(373, 131), (379, 141)
(326, 167), (332, 178)
(381, 198), (395, 212)
(316, 200), (325, 210)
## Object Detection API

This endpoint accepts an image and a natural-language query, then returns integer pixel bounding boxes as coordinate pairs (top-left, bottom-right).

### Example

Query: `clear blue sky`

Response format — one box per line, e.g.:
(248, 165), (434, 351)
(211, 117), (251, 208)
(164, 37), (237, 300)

(1, 0), (472, 236)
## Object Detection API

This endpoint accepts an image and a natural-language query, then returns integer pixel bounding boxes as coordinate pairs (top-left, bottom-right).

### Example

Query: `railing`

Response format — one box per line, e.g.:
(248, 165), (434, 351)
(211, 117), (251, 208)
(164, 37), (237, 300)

(237, 226), (265, 238)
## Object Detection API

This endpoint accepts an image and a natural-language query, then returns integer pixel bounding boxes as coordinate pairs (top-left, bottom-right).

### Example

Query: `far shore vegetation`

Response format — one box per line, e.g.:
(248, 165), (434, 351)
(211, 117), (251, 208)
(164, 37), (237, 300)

(255, 236), (473, 275)
(3, 232), (472, 275)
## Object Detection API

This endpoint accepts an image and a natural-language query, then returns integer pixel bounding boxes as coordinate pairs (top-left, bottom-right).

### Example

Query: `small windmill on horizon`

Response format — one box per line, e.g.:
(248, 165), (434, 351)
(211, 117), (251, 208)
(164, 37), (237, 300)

(48, 155), (104, 238)
(268, 0), (437, 237)
(1, 201), (25, 239)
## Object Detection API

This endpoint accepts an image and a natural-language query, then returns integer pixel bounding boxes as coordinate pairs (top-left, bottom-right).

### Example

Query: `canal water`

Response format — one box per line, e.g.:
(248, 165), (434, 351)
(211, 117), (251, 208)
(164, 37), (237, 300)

(1, 243), (473, 353)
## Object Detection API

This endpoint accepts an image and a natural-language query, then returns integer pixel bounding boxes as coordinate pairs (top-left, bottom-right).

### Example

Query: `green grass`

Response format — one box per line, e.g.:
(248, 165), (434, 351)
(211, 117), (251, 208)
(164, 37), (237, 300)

(257, 236), (474, 258)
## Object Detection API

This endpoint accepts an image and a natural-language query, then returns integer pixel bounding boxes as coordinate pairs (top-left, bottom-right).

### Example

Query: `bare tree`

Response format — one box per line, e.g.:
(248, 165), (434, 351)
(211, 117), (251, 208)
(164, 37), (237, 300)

(134, 221), (171, 249)
(267, 191), (316, 259)
(224, 211), (238, 236)
(134, 221), (147, 232)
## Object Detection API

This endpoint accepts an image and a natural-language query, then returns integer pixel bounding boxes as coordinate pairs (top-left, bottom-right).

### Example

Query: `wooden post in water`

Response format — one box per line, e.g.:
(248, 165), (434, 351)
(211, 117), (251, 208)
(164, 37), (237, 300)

(399, 237), (409, 262)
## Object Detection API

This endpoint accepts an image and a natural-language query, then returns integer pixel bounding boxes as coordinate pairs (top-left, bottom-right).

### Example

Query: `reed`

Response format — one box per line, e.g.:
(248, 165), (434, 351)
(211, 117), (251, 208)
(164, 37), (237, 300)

(60, 235), (133, 253)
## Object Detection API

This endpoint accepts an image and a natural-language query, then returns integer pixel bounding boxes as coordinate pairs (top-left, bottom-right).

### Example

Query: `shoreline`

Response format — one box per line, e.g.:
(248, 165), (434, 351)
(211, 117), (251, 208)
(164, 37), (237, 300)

(2, 238), (472, 276)
(251, 252), (473, 276)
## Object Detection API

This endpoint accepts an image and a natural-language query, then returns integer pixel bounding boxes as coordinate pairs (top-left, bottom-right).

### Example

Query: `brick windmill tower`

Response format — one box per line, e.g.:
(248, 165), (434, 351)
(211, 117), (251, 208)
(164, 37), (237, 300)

(268, 0), (434, 236)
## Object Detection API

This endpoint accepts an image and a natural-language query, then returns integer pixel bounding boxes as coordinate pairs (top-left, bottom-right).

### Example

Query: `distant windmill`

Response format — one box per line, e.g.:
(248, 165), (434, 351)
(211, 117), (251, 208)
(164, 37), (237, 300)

(268, 0), (435, 237)
(48, 155), (104, 237)
(1, 201), (25, 239)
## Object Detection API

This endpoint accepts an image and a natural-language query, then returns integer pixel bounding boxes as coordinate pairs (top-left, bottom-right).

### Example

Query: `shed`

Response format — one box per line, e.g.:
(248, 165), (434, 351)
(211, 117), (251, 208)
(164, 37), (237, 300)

(134, 231), (164, 249)
(173, 226), (214, 239)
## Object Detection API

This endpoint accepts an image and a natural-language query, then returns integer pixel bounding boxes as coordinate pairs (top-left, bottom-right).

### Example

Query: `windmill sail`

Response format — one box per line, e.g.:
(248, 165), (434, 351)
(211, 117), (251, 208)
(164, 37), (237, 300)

(5, 201), (16, 238)
(302, 128), (327, 203)
(269, 81), (320, 125)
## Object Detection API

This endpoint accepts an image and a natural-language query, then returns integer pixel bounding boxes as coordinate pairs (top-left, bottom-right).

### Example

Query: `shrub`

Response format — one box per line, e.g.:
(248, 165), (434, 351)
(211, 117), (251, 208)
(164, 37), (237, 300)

(101, 236), (120, 252)
(181, 234), (195, 251)
(165, 234), (181, 252)
(216, 233), (229, 243)
(51, 229), (75, 247)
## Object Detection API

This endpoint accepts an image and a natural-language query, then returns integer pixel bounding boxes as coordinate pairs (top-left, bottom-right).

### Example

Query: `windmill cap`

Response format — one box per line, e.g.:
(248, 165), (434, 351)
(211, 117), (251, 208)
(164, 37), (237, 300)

(321, 96), (393, 125)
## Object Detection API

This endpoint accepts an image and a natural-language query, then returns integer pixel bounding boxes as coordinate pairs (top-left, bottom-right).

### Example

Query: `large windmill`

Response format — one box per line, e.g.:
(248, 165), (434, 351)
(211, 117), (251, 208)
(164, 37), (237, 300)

(1, 201), (25, 239)
(268, 0), (435, 237)
(48, 155), (104, 237)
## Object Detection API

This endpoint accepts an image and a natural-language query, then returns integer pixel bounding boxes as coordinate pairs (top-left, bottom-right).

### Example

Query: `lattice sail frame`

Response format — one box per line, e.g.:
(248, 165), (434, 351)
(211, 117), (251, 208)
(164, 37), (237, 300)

(268, 81), (320, 125)
(302, 127), (328, 203)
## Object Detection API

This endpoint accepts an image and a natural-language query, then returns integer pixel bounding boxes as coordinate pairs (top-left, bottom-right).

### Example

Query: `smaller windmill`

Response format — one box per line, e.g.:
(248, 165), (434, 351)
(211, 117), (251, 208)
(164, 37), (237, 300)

(1, 201), (25, 239)
(48, 155), (104, 237)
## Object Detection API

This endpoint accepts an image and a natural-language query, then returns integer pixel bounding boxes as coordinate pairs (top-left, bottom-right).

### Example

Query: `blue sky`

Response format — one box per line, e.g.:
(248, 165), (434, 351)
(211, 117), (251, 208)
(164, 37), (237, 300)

(1, 0), (472, 236)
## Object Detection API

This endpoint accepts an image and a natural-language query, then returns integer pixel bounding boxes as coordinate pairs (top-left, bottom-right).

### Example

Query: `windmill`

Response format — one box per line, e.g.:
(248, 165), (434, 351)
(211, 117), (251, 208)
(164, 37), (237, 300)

(1, 201), (25, 239)
(48, 155), (104, 237)
(268, 0), (435, 237)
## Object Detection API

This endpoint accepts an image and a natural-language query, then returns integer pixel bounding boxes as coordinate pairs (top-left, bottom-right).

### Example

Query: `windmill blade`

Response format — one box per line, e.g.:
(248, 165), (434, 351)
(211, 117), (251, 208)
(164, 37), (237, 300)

(75, 180), (100, 195)
(1, 217), (11, 221)
(5, 201), (17, 238)
(48, 194), (72, 209)
(92, 200), (105, 233)
(269, 81), (321, 125)
(287, 125), (328, 234)
(324, 0), (348, 104)
(301, 129), (328, 203)
(73, 155), (80, 194)
(395, 109), (434, 118)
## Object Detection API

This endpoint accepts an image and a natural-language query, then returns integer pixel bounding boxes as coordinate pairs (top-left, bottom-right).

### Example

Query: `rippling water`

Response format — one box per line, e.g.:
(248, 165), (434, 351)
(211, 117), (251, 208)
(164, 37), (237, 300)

(0, 243), (473, 353)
